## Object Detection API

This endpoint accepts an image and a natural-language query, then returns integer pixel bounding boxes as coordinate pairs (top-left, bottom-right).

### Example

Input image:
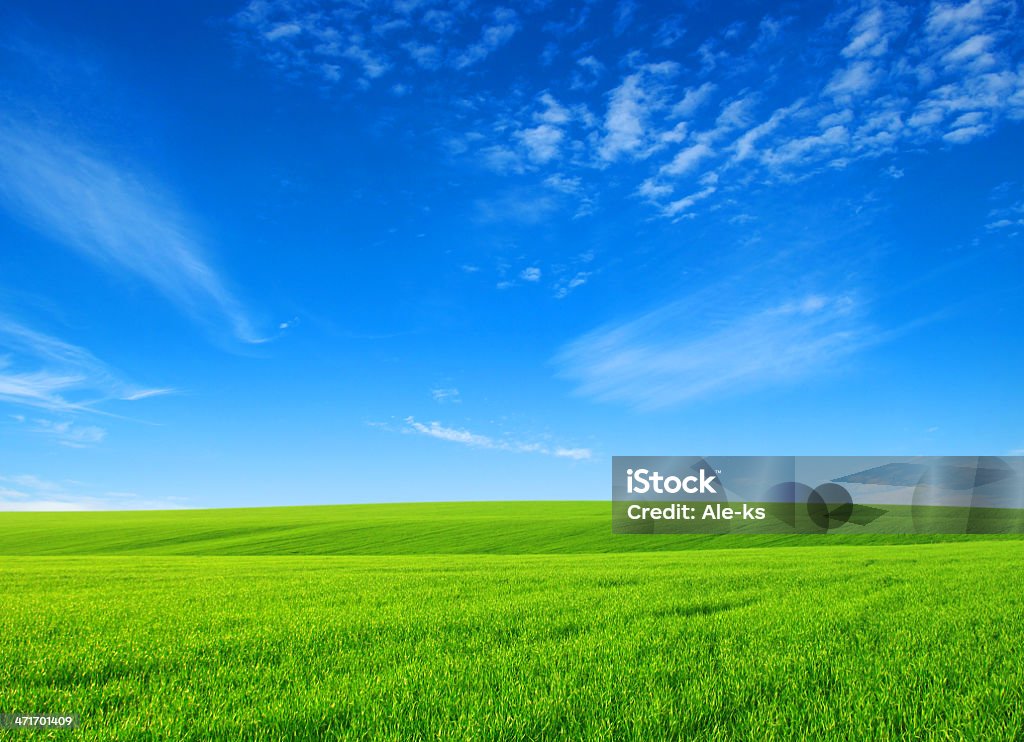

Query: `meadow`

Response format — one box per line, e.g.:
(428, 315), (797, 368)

(1, 503), (1023, 740)
(1, 501), (1018, 555)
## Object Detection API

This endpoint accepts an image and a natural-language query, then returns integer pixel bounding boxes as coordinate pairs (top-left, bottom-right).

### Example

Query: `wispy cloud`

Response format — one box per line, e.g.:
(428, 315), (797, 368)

(672, 82), (716, 118)
(985, 183), (1024, 233)
(423, 1), (1024, 221)
(598, 62), (679, 162)
(554, 272), (590, 299)
(0, 314), (170, 415)
(120, 388), (176, 402)
(0, 124), (261, 343)
(474, 188), (559, 224)
(0, 473), (185, 511)
(235, 1), (521, 84)
(613, 0), (638, 36)
(431, 387), (461, 403)
(27, 419), (107, 448)
(467, 93), (581, 177)
(661, 183), (717, 219)
(644, 0), (1024, 207)
(453, 8), (519, 69)
(233, 0), (1024, 227)
(343, 37), (390, 79)
(399, 416), (592, 460)
(557, 293), (872, 410)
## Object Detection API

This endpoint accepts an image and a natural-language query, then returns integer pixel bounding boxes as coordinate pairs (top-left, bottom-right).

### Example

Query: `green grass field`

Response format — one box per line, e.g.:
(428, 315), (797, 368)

(2, 502), (1023, 740)
(2, 501), (1021, 555)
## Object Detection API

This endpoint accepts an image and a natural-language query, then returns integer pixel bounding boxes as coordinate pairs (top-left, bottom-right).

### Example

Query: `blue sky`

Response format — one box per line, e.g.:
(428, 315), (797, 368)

(1, 0), (1022, 509)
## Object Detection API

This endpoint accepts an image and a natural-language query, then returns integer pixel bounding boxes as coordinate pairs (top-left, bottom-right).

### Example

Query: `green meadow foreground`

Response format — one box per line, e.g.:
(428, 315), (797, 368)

(1, 504), (1023, 740)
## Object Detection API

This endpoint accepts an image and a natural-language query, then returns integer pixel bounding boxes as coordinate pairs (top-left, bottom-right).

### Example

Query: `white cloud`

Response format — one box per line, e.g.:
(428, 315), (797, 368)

(853, 108), (904, 150)
(696, 39), (728, 73)
(405, 417), (490, 447)
(544, 174), (582, 194)
(951, 111), (987, 127)
(577, 55), (603, 74)
(554, 272), (590, 299)
(659, 122), (688, 144)
(925, 0), (991, 39)
(29, 419), (107, 448)
(731, 100), (804, 162)
(520, 267), (542, 282)
(453, 8), (519, 69)
(598, 64), (678, 162)
(535, 92), (571, 125)
(343, 38), (390, 78)
(944, 33), (994, 66)
(0, 124), (261, 343)
(494, 93), (577, 169)
(672, 82), (716, 118)
(636, 178), (673, 201)
(660, 142), (713, 177)
(480, 144), (525, 175)
(403, 41), (441, 69)
(599, 73), (648, 161)
(475, 189), (558, 224)
(555, 447), (591, 460)
(595, 2), (1019, 217)
(431, 387), (460, 403)
(986, 218), (1024, 229)
(265, 22), (302, 41)
(655, 15), (686, 47)
(939, 42), (1000, 81)
(842, 7), (887, 57)
(515, 124), (564, 164)
(236, 1), (519, 82)
(120, 388), (175, 401)
(401, 416), (591, 460)
(716, 96), (757, 130)
(373, 17), (411, 35)
(421, 8), (454, 33)
(614, 0), (637, 36)
(0, 315), (169, 414)
(762, 125), (850, 168)
(241, 0), (1024, 223)
(943, 123), (989, 143)
(662, 185), (717, 218)
(557, 292), (869, 409)
(820, 109), (855, 128)
(573, 55), (604, 89)
(842, 2), (909, 60)
(906, 68), (1019, 137)
(826, 60), (878, 99)
(984, 188), (1024, 230)
(0, 368), (91, 413)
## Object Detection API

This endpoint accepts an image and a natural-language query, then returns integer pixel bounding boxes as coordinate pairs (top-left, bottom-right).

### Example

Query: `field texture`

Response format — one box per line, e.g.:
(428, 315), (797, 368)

(1, 501), (1020, 555)
(1, 504), (1023, 740)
